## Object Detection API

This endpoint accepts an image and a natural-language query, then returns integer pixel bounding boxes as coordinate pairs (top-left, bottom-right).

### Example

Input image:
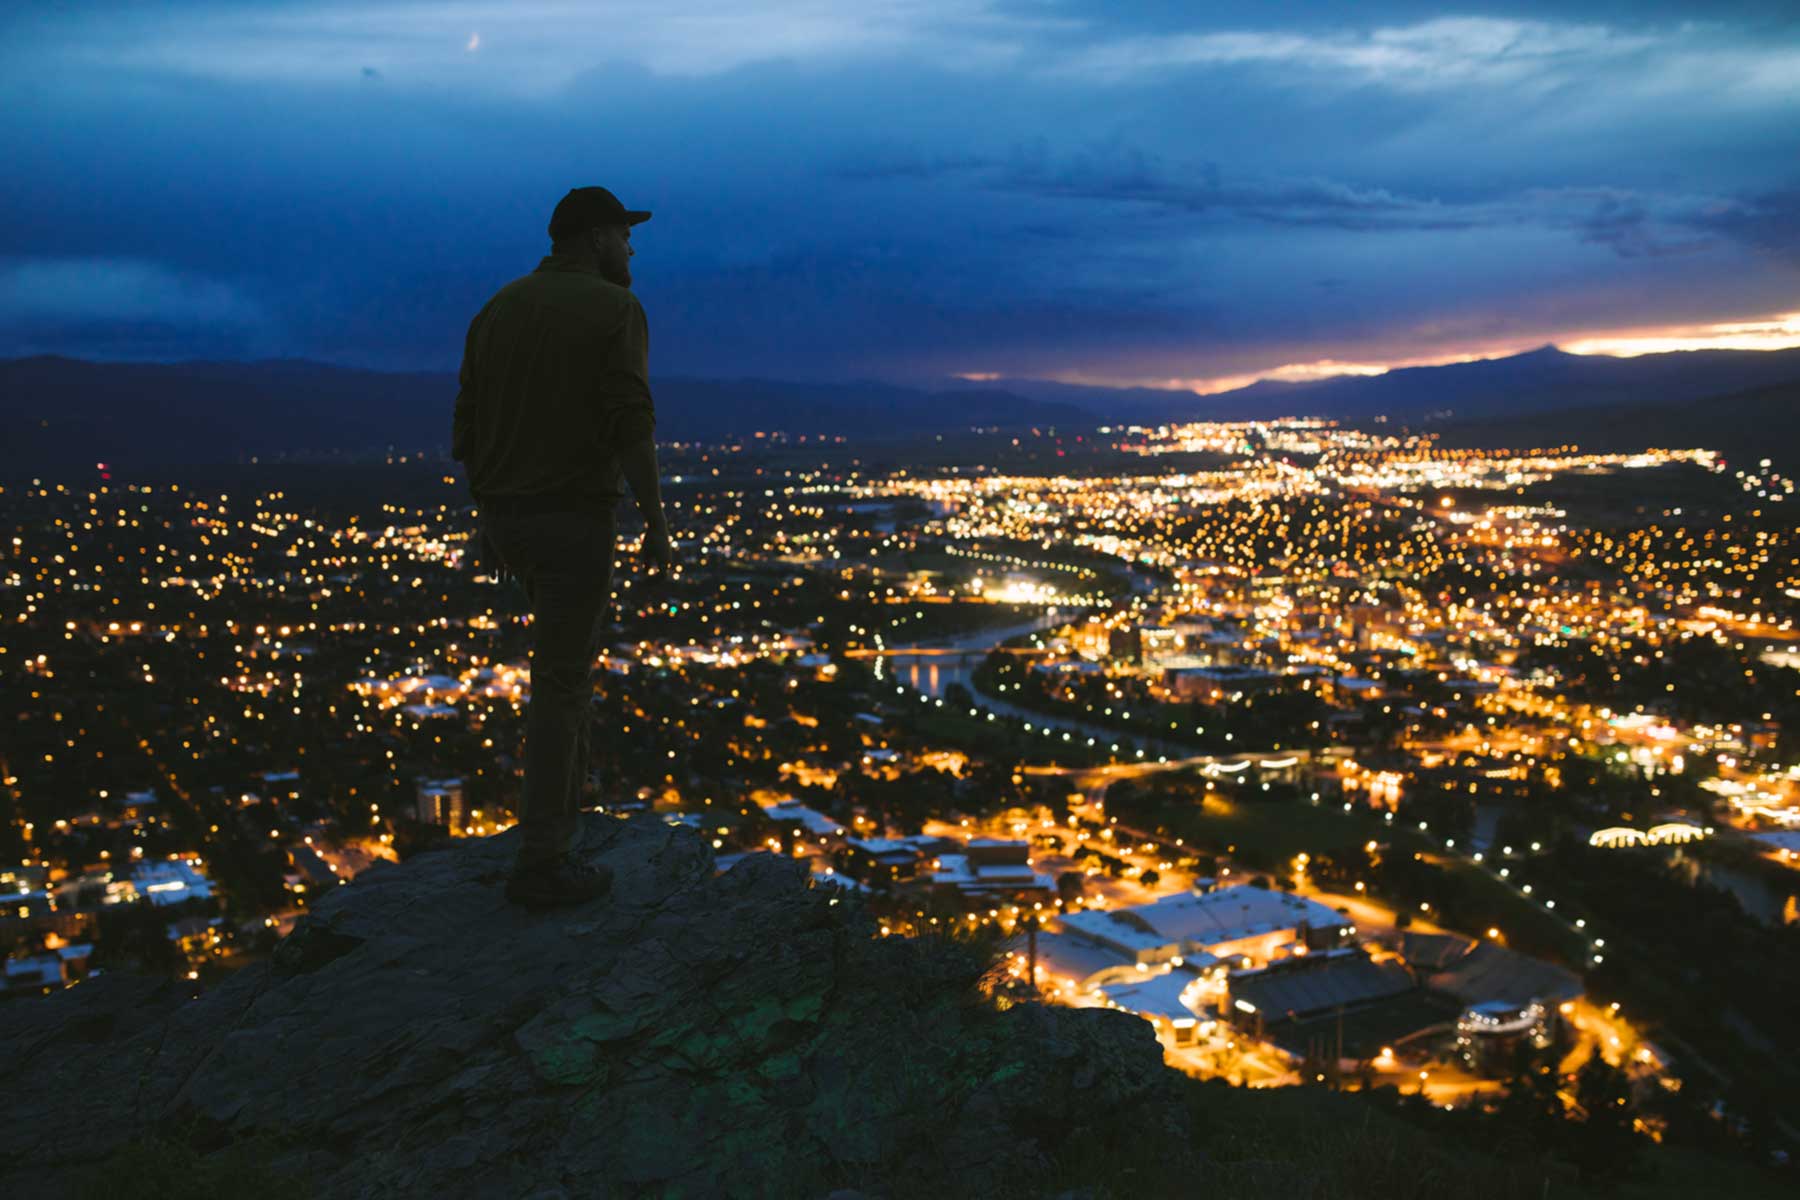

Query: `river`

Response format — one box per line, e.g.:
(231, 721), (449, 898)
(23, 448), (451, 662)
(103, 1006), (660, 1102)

(873, 610), (1190, 759)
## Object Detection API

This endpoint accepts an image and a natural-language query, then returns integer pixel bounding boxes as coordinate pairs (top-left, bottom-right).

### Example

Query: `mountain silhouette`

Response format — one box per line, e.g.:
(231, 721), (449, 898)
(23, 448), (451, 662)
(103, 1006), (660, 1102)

(0, 356), (1088, 472)
(1434, 377), (1800, 469)
(5, 346), (1800, 471)
(965, 345), (1800, 424)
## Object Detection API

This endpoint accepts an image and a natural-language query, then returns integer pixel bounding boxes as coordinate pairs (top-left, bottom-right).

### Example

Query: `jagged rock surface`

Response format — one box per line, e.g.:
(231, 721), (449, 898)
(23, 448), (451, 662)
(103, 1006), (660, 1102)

(0, 815), (1196, 1198)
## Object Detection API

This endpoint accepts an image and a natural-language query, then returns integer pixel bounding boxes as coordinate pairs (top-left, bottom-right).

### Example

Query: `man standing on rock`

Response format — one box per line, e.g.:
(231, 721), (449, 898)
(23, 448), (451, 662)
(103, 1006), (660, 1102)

(453, 185), (675, 908)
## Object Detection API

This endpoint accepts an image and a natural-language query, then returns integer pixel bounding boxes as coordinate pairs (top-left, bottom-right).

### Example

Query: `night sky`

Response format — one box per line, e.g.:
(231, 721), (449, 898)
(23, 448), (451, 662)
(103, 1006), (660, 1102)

(3, 1), (1797, 391)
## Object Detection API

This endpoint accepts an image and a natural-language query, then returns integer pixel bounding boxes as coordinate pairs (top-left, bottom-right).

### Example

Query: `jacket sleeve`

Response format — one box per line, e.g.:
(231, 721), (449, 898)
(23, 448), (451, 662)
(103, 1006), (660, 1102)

(599, 295), (655, 448)
(451, 306), (484, 463)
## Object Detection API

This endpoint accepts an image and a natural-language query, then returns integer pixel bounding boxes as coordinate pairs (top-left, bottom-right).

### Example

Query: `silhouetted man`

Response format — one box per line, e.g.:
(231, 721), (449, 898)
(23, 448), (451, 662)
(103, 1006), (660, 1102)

(452, 185), (674, 908)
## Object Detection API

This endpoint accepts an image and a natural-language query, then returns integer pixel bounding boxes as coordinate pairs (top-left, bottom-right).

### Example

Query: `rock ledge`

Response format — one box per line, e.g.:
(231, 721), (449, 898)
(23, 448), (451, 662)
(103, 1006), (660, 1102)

(1, 815), (1195, 1199)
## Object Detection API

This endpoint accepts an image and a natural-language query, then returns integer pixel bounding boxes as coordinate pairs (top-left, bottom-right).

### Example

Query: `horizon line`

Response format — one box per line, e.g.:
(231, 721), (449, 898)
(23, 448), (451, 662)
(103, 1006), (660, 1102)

(954, 310), (1800, 396)
(9, 309), (1800, 398)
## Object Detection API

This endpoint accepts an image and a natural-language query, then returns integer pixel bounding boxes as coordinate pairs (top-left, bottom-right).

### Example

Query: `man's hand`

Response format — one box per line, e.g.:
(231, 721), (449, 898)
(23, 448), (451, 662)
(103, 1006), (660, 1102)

(640, 523), (677, 576)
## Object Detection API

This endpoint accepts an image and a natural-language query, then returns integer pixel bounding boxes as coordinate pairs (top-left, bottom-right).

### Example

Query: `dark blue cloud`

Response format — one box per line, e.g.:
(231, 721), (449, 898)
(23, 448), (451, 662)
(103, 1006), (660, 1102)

(1684, 189), (1800, 264)
(0, 1), (1795, 386)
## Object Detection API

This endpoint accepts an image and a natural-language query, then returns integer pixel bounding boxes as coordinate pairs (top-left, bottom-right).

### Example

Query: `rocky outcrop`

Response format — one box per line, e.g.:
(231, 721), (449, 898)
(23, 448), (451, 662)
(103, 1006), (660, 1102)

(1, 814), (1197, 1198)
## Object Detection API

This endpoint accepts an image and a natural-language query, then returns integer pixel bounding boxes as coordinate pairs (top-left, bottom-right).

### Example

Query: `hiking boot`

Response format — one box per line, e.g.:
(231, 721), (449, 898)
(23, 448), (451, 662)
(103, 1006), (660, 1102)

(505, 853), (614, 909)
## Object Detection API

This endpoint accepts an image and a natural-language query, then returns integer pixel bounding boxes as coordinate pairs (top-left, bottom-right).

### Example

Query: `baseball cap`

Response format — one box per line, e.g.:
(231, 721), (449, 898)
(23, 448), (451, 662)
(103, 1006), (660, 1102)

(548, 186), (652, 239)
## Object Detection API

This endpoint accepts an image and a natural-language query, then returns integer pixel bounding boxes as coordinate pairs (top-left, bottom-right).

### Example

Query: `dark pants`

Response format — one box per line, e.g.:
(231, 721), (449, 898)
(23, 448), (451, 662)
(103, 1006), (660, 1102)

(478, 505), (617, 867)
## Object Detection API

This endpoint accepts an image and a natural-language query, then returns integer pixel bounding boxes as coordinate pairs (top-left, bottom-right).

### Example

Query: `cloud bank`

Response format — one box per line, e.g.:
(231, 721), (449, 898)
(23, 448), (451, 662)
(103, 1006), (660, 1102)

(0, 1), (1795, 389)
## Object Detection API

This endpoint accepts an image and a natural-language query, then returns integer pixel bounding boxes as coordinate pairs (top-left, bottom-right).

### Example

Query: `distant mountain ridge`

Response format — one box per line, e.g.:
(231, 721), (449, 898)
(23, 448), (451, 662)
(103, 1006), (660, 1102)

(970, 344), (1800, 424)
(1250, 343), (1800, 423)
(946, 374), (1319, 423)
(0, 355), (1089, 472)
(4, 344), (1800, 470)
(1433, 377), (1800, 470)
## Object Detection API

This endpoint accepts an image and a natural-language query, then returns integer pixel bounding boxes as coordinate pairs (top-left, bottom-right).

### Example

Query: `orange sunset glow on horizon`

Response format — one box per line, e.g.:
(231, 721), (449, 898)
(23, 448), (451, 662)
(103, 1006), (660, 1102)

(955, 308), (1800, 397)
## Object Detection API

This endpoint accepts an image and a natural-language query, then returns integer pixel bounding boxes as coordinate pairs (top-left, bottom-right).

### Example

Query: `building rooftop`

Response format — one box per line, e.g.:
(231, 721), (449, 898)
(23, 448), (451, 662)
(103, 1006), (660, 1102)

(1009, 928), (1137, 991)
(1121, 883), (1352, 949)
(1230, 950), (1414, 1023)
(1398, 930), (1476, 971)
(1429, 941), (1583, 1008)
(1098, 967), (1206, 1023)
(932, 853), (1053, 895)
(1056, 908), (1179, 959)
(763, 801), (843, 838)
(1261, 989), (1464, 1062)
(847, 837), (920, 858)
(131, 859), (214, 907)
